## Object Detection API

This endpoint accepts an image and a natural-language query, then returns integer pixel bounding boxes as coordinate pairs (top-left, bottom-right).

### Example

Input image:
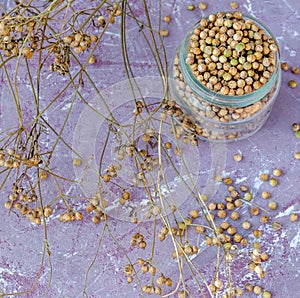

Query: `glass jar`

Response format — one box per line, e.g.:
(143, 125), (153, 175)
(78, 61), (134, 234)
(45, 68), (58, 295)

(170, 13), (281, 142)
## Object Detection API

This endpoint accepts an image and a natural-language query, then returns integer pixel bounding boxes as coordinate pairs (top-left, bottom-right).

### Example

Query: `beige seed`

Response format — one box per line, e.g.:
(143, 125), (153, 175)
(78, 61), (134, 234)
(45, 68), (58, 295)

(269, 177), (278, 186)
(163, 15), (171, 23)
(293, 152), (300, 160)
(290, 213), (299, 222)
(198, 2), (207, 10)
(160, 29), (169, 37)
(268, 201), (277, 210)
(273, 168), (282, 176)
(233, 152), (242, 162)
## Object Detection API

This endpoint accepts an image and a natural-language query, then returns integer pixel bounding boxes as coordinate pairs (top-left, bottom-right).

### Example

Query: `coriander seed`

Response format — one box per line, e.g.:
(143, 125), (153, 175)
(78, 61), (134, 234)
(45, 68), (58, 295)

(262, 291), (272, 298)
(163, 15), (171, 23)
(233, 152), (242, 162)
(159, 29), (169, 37)
(281, 62), (289, 71)
(242, 221), (251, 230)
(272, 168), (282, 176)
(290, 213), (299, 222)
(261, 191), (270, 199)
(198, 2), (207, 10)
(188, 4), (195, 10)
(260, 173), (269, 181)
(291, 66), (299, 74)
(230, 1), (238, 9)
(268, 201), (277, 210)
(289, 80), (297, 88)
(269, 177), (278, 186)
(294, 152), (300, 160)
(253, 286), (262, 295)
(292, 123), (299, 131)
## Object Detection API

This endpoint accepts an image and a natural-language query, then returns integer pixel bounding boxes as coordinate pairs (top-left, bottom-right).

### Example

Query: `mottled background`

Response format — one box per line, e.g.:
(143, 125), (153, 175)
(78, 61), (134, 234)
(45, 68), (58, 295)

(0, 0), (299, 297)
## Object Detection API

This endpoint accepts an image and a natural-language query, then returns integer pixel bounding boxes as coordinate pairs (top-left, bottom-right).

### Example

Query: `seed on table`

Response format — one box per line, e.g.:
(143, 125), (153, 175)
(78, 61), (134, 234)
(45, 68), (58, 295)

(260, 173), (269, 181)
(233, 152), (242, 162)
(160, 29), (169, 37)
(281, 62), (289, 71)
(272, 221), (282, 230)
(295, 130), (300, 138)
(268, 201), (277, 210)
(163, 15), (171, 23)
(290, 213), (299, 222)
(291, 66), (299, 74)
(273, 168), (282, 176)
(188, 4), (195, 10)
(292, 123), (299, 131)
(261, 191), (270, 199)
(253, 286), (262, 295)
(198, 2), (207, 10)
(294, 152), (300, 160)
(269, 177), (278, 186)
(88, 56), (97, 64)
(242, 221), (251, 230)
(289, 80), (297, 88)
(260, 215), (269, 223)
(250, 207), (260, 216)
(230, 1), (238, 9)
(262, 291), (272, 298)
(73, 158), (81, 166)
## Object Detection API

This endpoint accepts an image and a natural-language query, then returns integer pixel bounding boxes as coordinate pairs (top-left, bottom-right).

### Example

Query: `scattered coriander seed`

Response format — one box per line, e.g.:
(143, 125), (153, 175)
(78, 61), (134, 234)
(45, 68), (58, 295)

(253, 286), (262, 295)
(75, 211), (83, 220)
(233, 152), (242, 162)
(262, 291), (272, 298)
(250, 207), (260, 216)
(217, 210), (227, 218)
(230, 211), (240, 221)
(88, 56), (97, 64)
(189, 209), (199, 218)
(294, 152), (300, 160)
(188, 4), (195, 10)
(73, 158), (81, 166)
(295, 130), (300, 138)
(230, 1), (238, 9)
(268, 201), (277, 210)
(260, 173), (269, 181)
(245, 283), (253, 292)
(164, 141), (172, 149)
(290, 213), (299, 222)
(103, 173), (111, 183)
(281, 62), (289, 71)
(195, 225), (205, 233)
(273, 168), (282, 176)
(253, 241), (261, 250)
(244, 192), (253, 202)
(208, 202), (217, 210)
(223, 177), (233, 185)
(260, 215), (269, 224)
(163, 15), (171, 23)
(289, 80), (297, 88)
(159, 29), (169, 37)
(242, 221), (251, 230)
(92, 215), (100, 224)
(240, 185), (248, 192)
(291, 66), (299, 74)
(272, 221), (282, 231)
(292, 123), (300, 131)
(269, 177), (278, 186)
(261, 252), (269, 261)
(261, 191), (270, 199)
(198, 2), (207, 10)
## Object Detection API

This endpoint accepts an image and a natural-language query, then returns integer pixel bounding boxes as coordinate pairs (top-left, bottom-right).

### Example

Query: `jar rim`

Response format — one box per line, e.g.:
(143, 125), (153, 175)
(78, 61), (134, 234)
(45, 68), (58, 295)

(179, 13), (281, 108)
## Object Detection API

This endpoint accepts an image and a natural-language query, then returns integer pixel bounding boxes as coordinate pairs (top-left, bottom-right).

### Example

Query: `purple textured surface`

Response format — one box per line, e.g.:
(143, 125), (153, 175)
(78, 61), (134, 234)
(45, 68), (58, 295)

(0, 1), (300, 297)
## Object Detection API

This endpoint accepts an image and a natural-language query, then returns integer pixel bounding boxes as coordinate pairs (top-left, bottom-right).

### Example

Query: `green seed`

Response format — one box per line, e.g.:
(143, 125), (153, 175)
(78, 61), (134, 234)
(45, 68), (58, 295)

(224, 49), (232, 57)
(243, 192), (253, 202)
(289, 80), (297, 88)
(295, 130), (300, 138)
(235, 43), (245, 52)
(230, 58), (238, 66)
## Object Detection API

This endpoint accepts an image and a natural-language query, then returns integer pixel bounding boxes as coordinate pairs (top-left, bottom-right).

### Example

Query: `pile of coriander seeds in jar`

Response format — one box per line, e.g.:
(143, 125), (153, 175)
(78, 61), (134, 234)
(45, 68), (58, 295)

(170, 10), (281, 142)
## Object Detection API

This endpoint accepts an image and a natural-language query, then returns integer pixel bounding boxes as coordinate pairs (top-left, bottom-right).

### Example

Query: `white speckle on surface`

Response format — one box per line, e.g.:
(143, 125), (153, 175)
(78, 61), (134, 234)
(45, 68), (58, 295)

(275, 205), (296, 218)
(290, 230), (300, 248)
(235, 177), (247, 184)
